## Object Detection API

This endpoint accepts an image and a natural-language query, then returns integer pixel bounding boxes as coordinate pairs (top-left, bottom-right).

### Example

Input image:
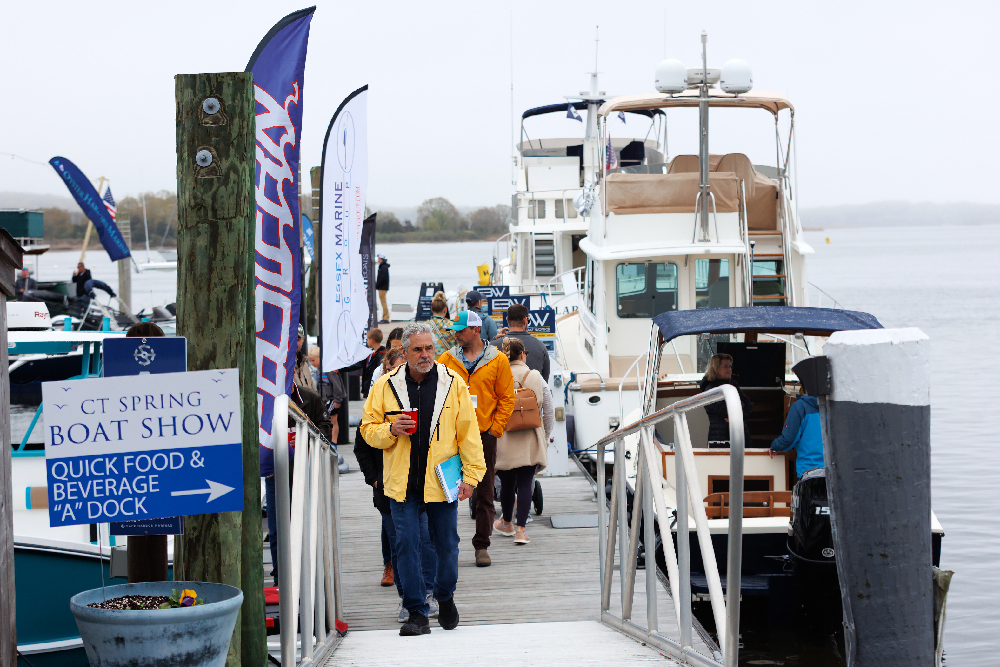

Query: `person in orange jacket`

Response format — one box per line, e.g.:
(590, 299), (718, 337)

(437, 310), (515, 567)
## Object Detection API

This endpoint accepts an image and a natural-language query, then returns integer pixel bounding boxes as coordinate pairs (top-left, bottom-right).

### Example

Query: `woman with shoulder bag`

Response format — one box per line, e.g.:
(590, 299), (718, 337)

(493, 337), (554, 545)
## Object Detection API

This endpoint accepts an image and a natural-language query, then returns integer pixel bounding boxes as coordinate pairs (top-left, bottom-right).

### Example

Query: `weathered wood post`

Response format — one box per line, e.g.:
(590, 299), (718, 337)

(820, 328), (933, 666)
(175, 72), (265, 667)
(0, 230), (23, 667)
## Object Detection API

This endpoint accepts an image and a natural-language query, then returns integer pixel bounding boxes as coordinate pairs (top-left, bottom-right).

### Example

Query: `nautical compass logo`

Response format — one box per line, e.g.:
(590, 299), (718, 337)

(134, 343), (156, 366)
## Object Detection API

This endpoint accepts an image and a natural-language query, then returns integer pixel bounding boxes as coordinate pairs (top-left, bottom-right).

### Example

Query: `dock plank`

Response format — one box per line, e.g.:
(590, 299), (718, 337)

(316, 442), (714, 662)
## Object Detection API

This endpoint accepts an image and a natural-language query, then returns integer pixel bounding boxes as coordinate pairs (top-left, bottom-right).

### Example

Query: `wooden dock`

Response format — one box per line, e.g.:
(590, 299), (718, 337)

(306, 439), (714, 665)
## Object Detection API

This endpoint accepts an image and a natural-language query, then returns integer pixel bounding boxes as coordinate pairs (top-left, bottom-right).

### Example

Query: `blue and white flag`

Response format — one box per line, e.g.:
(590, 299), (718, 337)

(302, 213), (315, 262)
(246, 6), (315, 475)
(567, 104), (582, 122)
(618, 111), (626, 123)
(49, 158), (130, 261)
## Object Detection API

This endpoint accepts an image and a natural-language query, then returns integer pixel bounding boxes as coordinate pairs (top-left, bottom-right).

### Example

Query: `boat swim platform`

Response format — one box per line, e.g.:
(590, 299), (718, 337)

(318, 443), (713, 664)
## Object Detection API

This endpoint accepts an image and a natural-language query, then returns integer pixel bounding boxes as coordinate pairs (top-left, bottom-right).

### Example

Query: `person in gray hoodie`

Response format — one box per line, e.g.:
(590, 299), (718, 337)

(464, 290), (498, 341)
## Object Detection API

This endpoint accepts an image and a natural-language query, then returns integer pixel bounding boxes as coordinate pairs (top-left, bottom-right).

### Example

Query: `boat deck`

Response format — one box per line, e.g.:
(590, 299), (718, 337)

(311, 441), (714, 664)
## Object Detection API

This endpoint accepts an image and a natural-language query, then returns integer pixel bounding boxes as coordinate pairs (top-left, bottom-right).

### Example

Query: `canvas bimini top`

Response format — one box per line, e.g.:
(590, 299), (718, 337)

(522, 101), (665, 120)
(652, 306), (882, 344)
(598, 90), (794, 118)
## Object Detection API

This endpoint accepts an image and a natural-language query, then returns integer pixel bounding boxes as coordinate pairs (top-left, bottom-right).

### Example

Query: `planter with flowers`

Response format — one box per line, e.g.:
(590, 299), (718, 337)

(70, 581), (243, 667)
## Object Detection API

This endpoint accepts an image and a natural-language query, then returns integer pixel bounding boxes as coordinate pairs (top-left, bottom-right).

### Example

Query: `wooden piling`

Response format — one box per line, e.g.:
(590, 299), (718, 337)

(174, 72), (264, 667)
(0, 230), (23, 667)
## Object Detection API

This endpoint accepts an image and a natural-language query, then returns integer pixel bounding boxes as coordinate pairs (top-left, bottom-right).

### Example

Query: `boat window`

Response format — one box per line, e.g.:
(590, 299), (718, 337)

(752, 259), (786, 305)
(527, 199), (546, 219)
(615, 262), (678, 318)
(586, 260), (596, 314)
(695, 258), (730, 309)
(554, 199), (579, 220)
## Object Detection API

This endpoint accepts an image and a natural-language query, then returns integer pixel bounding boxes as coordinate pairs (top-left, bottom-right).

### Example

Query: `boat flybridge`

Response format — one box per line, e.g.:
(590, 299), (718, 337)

(495, 71), (667, 313)
(558, 38), (814, 462)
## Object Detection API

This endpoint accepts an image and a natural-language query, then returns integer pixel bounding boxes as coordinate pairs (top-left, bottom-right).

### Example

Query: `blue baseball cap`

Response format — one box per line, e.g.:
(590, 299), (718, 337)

(449, 310), (483, 331)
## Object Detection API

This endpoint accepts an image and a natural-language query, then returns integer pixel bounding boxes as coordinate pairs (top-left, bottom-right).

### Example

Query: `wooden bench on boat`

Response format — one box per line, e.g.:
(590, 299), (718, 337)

(703, 490), (792, 519)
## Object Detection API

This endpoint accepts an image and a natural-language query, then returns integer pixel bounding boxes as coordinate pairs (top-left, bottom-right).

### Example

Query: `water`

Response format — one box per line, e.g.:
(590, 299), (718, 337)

(15, 229), (997, 661)
(804, 226), (1000, 664)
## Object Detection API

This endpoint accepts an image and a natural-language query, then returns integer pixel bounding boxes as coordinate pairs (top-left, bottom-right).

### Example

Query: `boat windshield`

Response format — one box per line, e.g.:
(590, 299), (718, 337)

(615, 262), (678, 318)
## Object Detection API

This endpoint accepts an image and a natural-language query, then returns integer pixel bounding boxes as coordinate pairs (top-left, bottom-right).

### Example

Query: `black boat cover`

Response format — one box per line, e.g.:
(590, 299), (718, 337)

(652, 306), (882, 344)
(521, 102), (665, 120)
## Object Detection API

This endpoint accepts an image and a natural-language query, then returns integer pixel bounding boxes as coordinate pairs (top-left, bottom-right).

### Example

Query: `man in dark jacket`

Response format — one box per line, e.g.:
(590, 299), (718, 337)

(376, 254), (390, 323)
(15, 268), (36, 301)
(342, 328), (386, 396)
(492, 303), (550, 382)
(464, 290), (498, 342)
(72, 262), (93, 297)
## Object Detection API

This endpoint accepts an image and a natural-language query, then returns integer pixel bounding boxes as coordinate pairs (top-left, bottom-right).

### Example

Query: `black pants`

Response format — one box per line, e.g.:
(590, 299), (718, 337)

(472, 432), (497, 550)
(498, 465), (534, 528)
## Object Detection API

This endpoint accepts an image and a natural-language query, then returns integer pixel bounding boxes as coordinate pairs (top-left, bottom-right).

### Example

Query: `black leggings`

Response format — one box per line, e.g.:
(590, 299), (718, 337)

(498, 465), (535, 528)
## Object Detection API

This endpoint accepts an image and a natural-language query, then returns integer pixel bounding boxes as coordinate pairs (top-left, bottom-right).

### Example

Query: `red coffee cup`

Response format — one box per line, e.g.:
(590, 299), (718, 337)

(401, 409), (418, 434)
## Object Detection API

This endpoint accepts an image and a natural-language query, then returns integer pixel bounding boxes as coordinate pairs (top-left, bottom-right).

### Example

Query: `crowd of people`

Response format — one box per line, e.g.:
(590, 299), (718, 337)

(264, 290), (557, 637)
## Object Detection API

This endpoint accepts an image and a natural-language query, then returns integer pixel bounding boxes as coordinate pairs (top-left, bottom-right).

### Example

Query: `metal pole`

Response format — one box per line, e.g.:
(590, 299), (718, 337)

(723, 390), (745, 667)
(642, 426), (658, 634)
(597, 437), (608, 594)
(601, 438), (621, 612)
(698, 31), (711, 242)
(332, 442), (344, 623)
(616, 438), (630, 611)
(273, 395), (295, 667)
(622, 444), (645, 621)
(675, 416), (692, 649)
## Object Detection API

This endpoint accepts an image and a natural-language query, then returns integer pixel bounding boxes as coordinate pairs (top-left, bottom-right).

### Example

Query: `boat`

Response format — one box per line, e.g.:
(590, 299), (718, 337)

(552, 36), (945, 643)
(495, 69), (667, 314)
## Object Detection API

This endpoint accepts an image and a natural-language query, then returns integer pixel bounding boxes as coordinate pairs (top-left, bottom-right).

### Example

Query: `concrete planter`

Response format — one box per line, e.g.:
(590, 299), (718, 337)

(70, 581), (243, 667)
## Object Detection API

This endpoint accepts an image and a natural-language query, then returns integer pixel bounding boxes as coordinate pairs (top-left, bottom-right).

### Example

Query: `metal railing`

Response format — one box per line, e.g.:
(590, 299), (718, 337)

(596, 384), (745, 667)
(273, 395), (344, 667)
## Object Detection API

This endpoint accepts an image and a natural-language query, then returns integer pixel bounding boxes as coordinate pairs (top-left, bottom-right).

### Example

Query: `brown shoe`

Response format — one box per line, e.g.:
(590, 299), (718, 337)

(475, 549), (491, 567)
(380, 562), (394, 587)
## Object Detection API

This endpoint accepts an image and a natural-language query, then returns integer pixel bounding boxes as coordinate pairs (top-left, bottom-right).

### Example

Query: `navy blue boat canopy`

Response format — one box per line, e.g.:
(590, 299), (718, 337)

(652, 307), (882, 344)
(522, 102), (665, 120)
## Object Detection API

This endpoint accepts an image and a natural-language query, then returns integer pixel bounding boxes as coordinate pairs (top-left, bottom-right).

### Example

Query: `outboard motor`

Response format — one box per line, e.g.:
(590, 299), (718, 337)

(788, 467), (840, 630)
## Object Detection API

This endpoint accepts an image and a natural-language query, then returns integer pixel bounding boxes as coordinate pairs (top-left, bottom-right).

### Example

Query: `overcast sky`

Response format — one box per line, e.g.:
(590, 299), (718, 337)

(2, 0), (997, 210)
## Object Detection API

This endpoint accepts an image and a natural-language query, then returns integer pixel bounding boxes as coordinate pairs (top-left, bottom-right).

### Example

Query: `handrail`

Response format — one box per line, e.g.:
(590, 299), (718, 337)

(618, 350), (648, 428)
(543, 265), (586, 294)
(808, 282), (843, 310)
(273, 395), (344, 667)
(596, 385), (744, 667)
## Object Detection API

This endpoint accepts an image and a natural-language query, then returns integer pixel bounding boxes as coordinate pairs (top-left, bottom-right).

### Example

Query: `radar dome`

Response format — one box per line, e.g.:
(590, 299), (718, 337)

(655, 59), (687, 94)
(720, 59), (753, 94)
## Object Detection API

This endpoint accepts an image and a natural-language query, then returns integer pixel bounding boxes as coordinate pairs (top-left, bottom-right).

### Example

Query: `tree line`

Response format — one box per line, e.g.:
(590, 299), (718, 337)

(41, 191), (178, 246)
(374, 198), (510, 243)
(39, 193), (509, 247)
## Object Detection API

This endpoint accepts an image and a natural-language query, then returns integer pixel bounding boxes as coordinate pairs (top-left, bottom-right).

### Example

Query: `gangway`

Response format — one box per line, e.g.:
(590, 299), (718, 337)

(270, 385), (746, 666)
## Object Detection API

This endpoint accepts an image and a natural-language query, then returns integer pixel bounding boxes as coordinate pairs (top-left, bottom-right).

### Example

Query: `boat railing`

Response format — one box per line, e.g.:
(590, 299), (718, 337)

(491, 232), (512, 285)
(617, 350), (648, 428)
(272, 395), (345, 667)
(738, 182), (752, 306)
(542, 265), (585, 295)
(596, 384), (745, 667)
(808, 282), (843, 310)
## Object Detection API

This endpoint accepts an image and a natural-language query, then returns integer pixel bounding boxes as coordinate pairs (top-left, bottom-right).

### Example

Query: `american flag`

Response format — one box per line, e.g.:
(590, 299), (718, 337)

(606, 137), (618, 170)
(100, 184), (117, 222)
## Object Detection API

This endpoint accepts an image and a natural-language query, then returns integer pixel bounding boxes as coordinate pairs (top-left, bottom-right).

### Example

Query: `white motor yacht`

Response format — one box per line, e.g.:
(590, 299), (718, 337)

(496, 71), (667, 314)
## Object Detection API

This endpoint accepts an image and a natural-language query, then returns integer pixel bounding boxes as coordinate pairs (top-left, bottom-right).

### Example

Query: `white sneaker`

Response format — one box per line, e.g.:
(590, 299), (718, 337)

(427, 593), (439, 618)
(396, 599), (407, 623)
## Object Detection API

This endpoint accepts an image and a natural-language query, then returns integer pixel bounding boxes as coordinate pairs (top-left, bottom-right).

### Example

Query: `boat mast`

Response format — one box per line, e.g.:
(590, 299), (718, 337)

(141, 193), (152, 263)
(698, 31), (711, 241)
(584, 27), (600, 143)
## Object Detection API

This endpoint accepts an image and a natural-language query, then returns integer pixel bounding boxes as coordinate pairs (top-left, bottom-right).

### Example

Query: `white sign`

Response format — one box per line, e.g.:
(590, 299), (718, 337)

(42, 369), (244, 526)
(321, 86), (370, 371)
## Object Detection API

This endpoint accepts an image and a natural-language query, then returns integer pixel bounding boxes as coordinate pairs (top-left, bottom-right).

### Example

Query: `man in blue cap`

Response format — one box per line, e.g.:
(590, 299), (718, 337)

(438, 310), (515, 567)
(464, 291), (498, 341)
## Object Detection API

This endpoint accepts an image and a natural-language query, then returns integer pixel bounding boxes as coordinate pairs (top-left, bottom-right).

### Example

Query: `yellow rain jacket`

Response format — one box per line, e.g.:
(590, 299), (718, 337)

(361, 362), (486, 503)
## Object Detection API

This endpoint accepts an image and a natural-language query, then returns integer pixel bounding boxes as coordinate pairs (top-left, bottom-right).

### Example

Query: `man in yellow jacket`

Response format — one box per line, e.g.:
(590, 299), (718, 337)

(438, 309), (515, 567)
(362, 322), (486, 636)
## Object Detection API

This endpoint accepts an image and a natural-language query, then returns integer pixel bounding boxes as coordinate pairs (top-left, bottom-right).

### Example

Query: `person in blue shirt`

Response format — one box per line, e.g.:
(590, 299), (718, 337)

(770, 393), (824, 480)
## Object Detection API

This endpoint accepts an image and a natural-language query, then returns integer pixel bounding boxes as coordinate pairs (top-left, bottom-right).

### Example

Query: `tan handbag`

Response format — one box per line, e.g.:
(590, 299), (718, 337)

(505, 377), (542, 432)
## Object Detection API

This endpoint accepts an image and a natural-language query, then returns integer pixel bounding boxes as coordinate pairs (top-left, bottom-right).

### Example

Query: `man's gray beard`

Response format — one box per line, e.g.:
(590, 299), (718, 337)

(414, 359), (434, 373)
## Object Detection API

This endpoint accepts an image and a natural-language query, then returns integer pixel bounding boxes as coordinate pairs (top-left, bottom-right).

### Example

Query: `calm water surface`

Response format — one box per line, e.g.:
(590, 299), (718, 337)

(15, 229), (997, 662)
